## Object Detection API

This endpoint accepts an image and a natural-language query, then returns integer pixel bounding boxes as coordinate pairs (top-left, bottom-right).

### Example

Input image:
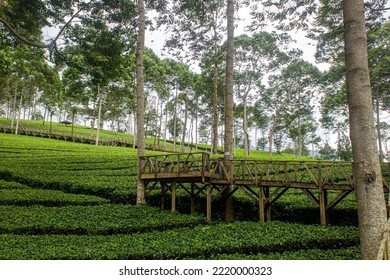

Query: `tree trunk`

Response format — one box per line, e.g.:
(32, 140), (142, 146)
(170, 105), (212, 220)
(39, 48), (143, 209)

(343, 0), (388, 260)
(136, 0), (146, 205)
(195, 102), (198, 151)
(189, 118), (194, 149)
(212, 39), (219, 154)
(48, 110), (53, 134)
(243, 95), (249, 157)
(71, 111), (75, 137)
(268, 114), (278, 157)
(268, 89), (291, 157)
(375, 90), (384, 163)
(90, 97), (97, 139)
(11, 87), (18, 129)
(15, 89), (23, 135)
(157, 100), (163, 146)
(154, 95), (160, 147)
(133, 113), (137, 148)
(224, 0), (235, 222)
(127, 114), (132, 136)
(27, 92), (32, 124)
(297, 94), (302, 157)
(43, 108), (46, 126)
(173, 84), (178, 152)
(164, 106), (168, 149)
(181, 100), (188, 153)
(95, 84), (102, 146)
(32, 89), (37, 125)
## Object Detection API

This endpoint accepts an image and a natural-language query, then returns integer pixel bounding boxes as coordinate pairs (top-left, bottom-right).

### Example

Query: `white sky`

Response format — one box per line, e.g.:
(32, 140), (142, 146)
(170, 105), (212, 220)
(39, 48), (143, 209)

(145, 6), (331, 72)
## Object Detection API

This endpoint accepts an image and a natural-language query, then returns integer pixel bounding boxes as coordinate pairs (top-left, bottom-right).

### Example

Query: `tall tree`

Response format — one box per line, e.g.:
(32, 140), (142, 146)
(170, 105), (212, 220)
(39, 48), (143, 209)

(136, 0), (146, 205)
(233, 32), (285, 156)
(224, 0), (235, 222)
(343, 0), (388, 259)
(368, 22), (390, 162)
(163, 0), (226, 154)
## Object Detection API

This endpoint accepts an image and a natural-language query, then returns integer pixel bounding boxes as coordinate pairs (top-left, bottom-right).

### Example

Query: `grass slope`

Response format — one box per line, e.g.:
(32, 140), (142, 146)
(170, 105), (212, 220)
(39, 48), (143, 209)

(0, 117), (310, 158)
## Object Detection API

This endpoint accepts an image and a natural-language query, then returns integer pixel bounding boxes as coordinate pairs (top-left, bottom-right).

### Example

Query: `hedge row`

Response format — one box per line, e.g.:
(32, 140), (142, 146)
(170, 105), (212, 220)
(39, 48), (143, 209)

(205, 246), (361, 260)
(0, 189), (110, 207)
(0, 134), (140, 202)
(0, 221), (359, 260)
(0, 179), (30, 189)
(0, 204), (207, 235)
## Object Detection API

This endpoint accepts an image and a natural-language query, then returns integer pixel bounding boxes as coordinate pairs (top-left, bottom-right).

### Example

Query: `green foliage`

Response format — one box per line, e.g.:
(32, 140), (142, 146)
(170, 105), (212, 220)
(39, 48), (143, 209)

(0, 189), (109, 206)
(0, 133), (139, 202)
(0, 133), (365, 260)
(0, 221), (360, 260)
(205, 246), (361, 260)
(0, 179), (30, 189)
(0, 204), (206, 235)
(0, 117), (177, 151)
(318, 142), (337, 160)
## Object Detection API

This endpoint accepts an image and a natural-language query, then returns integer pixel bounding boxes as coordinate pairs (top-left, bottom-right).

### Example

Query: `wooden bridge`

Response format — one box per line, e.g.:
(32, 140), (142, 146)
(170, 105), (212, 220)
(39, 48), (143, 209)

(139, 152), (390, 225)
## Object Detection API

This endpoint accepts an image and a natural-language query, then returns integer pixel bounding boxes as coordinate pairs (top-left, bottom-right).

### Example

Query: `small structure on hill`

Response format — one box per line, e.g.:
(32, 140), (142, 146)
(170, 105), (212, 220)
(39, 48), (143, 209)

(59, 120), (72, 127)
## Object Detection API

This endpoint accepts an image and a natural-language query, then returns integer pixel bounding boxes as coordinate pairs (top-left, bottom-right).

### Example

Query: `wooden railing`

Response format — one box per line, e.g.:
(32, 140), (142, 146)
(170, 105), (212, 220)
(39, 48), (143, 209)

(210, 160), (357, 189)
(139, 152), (210, 180)
(139, 152), (390, 192)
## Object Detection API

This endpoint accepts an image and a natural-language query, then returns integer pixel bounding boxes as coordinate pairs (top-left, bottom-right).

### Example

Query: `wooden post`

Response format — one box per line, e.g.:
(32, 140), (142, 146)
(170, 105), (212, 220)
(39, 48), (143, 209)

(318, 163), (328, 225)
(319, 189), (328, 225)
(259, 186), (265, 223)
(171, 180), (177, 212)
(207, 184), (212, 221)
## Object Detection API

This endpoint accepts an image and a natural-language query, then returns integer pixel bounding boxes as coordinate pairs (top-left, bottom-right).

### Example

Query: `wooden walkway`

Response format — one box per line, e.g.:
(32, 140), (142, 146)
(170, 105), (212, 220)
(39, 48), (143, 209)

(139, 152), (390, 225)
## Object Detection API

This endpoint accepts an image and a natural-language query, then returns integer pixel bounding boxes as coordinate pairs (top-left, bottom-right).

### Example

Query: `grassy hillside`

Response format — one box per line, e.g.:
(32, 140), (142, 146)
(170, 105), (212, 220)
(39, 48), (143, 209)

(0, 132), (361, 260)
(0, 117), (310, 159)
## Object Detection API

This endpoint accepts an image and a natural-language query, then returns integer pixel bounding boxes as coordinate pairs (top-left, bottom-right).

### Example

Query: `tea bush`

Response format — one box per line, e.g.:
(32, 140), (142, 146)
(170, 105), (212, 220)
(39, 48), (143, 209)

(0, 133), (363, 260)
(0, 221), (359, 260)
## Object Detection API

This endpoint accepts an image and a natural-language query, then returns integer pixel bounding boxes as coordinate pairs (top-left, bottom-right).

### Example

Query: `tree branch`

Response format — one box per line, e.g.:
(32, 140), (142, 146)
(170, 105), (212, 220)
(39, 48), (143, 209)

(365, 5), (390, 12)
(373, 7), (390, 11)
(0, 17), (52, 48)
(0, 6), (86, 49)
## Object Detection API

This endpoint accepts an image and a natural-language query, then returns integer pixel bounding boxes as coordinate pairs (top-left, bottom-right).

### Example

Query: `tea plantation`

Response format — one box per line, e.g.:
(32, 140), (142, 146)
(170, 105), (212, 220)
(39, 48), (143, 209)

(0, 133), (361, 259)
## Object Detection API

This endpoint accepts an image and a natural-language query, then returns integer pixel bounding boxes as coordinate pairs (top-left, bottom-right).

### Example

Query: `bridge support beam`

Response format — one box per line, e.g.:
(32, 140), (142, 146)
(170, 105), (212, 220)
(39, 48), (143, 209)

(259, 187), (271, 223)
(171, 181), (177, 212)
(318, 163), (328, 225)
(259, 187), (266, 223)
(319, 189), (328, 225)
